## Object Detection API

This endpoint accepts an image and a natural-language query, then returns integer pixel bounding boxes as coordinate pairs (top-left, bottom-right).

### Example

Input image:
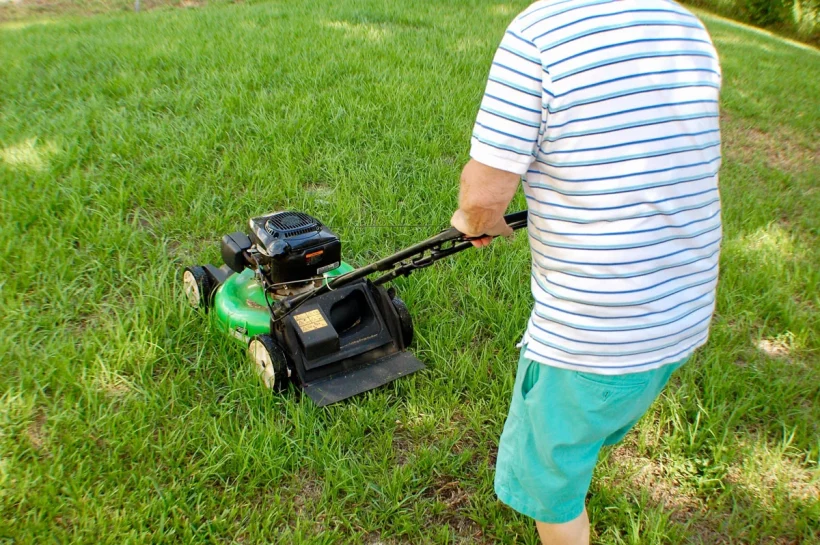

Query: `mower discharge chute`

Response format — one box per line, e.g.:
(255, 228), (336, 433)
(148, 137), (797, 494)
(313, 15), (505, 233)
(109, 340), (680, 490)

(183, 210), (527, 406)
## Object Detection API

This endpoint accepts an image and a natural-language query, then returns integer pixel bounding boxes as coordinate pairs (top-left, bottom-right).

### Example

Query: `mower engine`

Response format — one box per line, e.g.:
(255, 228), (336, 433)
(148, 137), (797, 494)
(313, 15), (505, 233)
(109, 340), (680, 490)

(183, 211), (423, 406)
(221, 211), (342, 295)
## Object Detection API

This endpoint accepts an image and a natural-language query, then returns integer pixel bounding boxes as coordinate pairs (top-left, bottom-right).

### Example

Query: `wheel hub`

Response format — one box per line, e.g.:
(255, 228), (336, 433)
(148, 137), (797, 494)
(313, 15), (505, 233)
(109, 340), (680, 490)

(182, 270), (201, 308)
(248, 340), (276, 389)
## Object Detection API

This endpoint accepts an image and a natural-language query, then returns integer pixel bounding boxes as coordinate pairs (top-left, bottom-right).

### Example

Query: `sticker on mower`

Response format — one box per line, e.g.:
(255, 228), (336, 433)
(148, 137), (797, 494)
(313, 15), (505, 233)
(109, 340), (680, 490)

(293, 309), (329, 333)
(317, 261), (341, 274)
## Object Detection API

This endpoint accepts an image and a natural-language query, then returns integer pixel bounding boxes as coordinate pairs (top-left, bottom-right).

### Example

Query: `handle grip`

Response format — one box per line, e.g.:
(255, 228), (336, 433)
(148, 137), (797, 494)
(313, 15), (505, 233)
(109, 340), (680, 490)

(442, 210), (529, 241)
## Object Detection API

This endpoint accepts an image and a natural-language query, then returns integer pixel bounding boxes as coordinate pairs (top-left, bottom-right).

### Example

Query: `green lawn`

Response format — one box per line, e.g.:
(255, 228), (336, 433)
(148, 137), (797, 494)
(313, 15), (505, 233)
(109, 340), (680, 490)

(1, 1), (818, 543)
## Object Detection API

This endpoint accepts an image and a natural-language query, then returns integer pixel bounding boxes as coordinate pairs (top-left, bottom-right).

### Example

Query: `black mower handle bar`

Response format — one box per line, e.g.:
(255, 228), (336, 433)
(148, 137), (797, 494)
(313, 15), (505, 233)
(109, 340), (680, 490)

(438, 209), (529, 244)
(275, 210), (528, 318)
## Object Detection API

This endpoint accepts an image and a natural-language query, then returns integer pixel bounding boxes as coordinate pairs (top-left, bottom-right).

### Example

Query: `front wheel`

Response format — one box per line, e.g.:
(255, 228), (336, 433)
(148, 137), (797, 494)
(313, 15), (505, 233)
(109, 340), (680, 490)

(248, 335), (290, 392)
(182, 266), (213, 310)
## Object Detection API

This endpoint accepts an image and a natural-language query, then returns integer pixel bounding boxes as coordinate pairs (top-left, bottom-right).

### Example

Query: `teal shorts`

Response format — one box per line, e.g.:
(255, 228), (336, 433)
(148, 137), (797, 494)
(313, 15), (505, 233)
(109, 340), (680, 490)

(494, 350), (687, 524)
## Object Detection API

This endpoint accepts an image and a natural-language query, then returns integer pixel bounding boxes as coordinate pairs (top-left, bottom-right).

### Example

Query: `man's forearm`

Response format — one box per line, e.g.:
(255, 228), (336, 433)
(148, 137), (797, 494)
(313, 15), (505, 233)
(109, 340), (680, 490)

(453, 159), (521, 235)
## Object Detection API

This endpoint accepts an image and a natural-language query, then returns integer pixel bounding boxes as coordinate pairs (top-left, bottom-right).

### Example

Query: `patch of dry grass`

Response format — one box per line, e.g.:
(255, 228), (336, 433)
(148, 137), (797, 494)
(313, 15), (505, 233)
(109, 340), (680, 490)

(26, 412), (48, 452)
(609, 443), (705, 521)
(0, 0), (219, 22)
(720, 112), (818, 174)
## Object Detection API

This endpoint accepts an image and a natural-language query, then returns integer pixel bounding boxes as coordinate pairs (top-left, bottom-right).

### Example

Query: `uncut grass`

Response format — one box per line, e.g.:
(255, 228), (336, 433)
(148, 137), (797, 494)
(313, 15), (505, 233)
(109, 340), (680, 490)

(1, 1), (818, 543)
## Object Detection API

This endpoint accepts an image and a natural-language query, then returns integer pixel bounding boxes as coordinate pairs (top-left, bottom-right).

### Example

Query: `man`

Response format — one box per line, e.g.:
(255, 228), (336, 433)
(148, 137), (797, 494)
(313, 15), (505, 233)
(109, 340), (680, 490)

(449, 0), (721, 543)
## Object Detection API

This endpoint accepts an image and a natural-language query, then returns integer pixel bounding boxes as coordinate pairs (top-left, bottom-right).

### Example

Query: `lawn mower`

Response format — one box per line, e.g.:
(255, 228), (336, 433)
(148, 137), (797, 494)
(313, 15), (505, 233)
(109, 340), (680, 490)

(182, 210), (528, 406)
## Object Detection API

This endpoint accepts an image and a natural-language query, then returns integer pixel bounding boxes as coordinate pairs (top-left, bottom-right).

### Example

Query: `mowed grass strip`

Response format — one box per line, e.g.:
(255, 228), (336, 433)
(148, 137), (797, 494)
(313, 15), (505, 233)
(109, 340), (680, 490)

(1, 1), (818, 543)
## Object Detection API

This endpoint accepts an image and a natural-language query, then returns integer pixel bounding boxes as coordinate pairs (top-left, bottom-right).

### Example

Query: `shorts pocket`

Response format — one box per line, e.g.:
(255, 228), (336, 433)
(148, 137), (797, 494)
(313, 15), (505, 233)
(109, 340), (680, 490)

(520, 358), (544, 400)
(573, 371), (652, 412)
(573, 370), (650, 391)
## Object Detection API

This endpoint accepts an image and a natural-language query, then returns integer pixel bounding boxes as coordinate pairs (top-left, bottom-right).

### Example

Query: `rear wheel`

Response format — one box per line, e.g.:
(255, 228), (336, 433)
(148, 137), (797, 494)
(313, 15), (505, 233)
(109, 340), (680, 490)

(391, 296), (414, 348)
(182, 266), (213, 310)
(248, 335), (290, 392)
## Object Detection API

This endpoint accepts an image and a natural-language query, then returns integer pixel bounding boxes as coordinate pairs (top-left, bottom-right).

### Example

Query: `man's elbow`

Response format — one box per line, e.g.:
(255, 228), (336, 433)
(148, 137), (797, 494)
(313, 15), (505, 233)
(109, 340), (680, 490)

(460, 159), (520, 205)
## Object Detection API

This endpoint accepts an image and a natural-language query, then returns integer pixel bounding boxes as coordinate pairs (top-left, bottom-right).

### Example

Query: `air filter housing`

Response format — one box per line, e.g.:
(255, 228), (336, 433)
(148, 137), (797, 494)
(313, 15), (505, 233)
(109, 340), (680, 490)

(248, 211), (342, 283)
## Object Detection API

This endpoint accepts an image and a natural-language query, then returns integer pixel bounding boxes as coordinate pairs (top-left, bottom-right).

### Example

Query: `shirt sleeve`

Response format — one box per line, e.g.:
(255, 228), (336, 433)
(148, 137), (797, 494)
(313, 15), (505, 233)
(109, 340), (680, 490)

(470, 22), (544, 175)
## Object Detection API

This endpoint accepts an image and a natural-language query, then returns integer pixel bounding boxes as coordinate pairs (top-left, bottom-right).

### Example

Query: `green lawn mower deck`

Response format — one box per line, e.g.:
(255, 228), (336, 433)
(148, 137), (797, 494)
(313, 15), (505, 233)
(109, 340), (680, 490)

(182, 210), (527, 406)
(210, 264), (354, 344)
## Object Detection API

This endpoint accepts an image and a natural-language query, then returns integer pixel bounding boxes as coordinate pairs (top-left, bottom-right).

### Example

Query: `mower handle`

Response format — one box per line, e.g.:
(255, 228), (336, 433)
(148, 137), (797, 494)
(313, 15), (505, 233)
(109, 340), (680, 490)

(436, 209), (528, 243)
(274, 210), (528, 318)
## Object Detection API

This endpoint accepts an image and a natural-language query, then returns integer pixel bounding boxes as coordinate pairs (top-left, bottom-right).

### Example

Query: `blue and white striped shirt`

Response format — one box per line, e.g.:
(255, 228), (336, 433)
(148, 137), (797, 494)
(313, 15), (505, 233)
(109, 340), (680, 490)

(471, 0), (722, 374)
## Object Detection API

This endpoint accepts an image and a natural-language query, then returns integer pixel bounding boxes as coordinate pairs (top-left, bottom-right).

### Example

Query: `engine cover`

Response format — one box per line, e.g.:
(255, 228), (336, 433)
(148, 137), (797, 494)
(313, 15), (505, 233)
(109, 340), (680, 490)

(248, 211), (342, 283)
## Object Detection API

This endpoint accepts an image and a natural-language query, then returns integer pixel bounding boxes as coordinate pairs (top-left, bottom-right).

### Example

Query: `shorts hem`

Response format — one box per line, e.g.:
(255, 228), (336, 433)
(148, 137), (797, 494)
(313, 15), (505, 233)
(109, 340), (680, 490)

(495, 482), (585, 525)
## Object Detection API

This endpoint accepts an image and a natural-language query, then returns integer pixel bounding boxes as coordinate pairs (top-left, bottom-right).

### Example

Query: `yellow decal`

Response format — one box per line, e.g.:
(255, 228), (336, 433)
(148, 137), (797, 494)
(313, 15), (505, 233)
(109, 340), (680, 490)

(293, 309), (328, 333)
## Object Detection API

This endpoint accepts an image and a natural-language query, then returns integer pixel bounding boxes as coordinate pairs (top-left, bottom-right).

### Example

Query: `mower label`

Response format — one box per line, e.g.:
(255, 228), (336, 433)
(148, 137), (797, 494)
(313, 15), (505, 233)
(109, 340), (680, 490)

(293, 309), (328, 333)
(317, 261), (340, 274)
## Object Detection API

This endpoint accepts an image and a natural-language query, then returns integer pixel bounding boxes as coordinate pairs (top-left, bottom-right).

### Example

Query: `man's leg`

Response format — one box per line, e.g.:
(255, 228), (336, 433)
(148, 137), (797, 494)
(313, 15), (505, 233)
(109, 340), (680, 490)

(494, 357), (602, 537)
(536, 509), (590, 545)
(494, 353), (689, 543)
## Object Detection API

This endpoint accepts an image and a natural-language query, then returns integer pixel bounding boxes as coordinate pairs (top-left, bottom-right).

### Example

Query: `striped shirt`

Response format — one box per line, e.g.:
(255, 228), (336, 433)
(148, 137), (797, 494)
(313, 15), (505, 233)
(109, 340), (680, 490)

(471, 0), (722, 374)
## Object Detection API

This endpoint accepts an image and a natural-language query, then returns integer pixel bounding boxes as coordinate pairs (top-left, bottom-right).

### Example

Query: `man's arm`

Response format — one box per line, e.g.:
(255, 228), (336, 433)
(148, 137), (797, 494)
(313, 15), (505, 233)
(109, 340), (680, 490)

(450, 159), (520, 247)
(449, 18), (543, 247)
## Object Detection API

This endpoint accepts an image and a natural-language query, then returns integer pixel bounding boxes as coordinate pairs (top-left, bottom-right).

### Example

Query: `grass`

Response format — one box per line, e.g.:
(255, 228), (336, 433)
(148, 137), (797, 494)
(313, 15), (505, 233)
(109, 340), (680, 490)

(1, 0), (818, 543)
(0, 0), (225, 24)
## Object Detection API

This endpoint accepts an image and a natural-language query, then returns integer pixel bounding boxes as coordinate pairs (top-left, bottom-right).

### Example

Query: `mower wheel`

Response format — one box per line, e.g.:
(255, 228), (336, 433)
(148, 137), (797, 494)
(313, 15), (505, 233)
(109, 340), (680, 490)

(182, 266), (213, 310)
(248, 335), (290, 392)
(391, 296), (414, 348)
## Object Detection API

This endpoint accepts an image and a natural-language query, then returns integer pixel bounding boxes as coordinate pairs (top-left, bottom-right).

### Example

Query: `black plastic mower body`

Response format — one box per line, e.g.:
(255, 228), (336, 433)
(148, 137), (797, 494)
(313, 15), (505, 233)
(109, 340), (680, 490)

(272, 279), (424, 406)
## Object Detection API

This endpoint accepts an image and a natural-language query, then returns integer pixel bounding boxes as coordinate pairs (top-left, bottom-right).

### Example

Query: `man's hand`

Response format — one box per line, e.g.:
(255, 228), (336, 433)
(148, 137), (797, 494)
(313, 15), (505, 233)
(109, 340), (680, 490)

(450, 159), (521, 248)
(450, 210), (513, 247)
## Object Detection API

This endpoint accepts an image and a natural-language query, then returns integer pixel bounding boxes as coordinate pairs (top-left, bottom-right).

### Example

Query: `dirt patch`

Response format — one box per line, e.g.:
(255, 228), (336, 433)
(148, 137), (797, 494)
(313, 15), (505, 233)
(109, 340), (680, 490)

(52, 514), (74, 531)
(425, 476), (469, 509)
(166, 239), (186, 264)
(606, 443), (733, 542)
(756, 337), (792, 359)
(291, 468), (323, 518)
(609, 444), (703, 520)
(452, 427), (478, 457)
(26, 412), (47, 453)
(421, 476), (490, 543)
(441, 154), (459, 166)
(391, 433), (415, 466)
(446, 410), (481, 457)
(362, 533), (407, 545)
(733, 357), (749, 367)
(720, 112), (818, 174)
(430, 513), (487, 544)
(609, 443), (729, 545)
(0, 0), (217, 22)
